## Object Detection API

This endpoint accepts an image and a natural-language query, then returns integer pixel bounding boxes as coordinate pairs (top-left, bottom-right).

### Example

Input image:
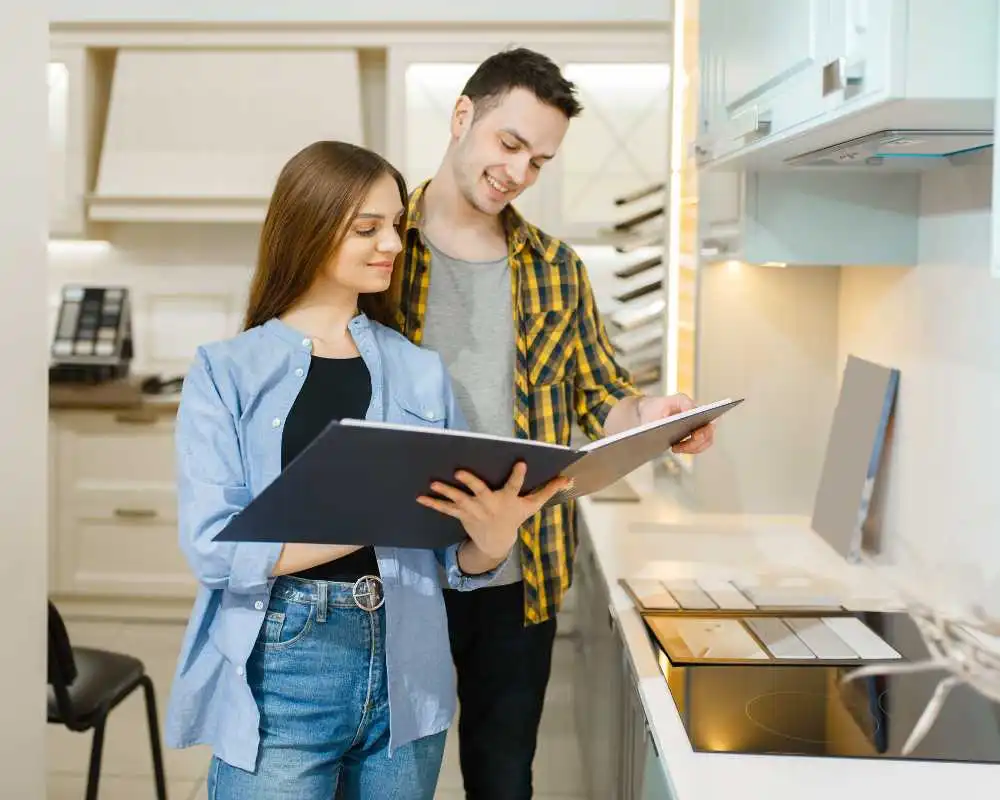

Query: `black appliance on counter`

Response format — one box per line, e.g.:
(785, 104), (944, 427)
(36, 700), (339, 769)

(49, 285), (133, 384)
(647, 610), (1000, 765)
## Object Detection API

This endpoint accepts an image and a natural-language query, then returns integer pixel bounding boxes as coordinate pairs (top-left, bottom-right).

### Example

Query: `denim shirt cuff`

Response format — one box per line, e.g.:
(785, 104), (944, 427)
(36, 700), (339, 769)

(443, 542), (511, 590)
(229, 542), (284, 594)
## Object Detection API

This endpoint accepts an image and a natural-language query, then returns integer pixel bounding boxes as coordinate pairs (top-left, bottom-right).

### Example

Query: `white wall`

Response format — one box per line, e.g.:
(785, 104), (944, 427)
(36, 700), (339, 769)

(838, 164), (1000, 594)
(50, 0), (669, 23)
(48, 235), (639, 380)
(48, 226), (257, 377)
(0, 3), (48, 797)
(692, 263), (842, 515)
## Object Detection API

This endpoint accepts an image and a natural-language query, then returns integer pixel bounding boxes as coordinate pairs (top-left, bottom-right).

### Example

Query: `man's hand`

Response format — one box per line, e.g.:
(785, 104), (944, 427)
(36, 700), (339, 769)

(416, 463), (571, 568)
(603, 392), (715, 455)
(636, 393), (715, 455)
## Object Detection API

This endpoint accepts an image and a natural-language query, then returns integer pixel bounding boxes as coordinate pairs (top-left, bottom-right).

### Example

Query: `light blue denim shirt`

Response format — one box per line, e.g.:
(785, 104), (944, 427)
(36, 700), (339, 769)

(164, 314), (506, 772)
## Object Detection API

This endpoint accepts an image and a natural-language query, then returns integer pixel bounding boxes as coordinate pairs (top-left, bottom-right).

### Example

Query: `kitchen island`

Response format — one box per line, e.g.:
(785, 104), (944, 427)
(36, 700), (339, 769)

(573, 490), (999, 800)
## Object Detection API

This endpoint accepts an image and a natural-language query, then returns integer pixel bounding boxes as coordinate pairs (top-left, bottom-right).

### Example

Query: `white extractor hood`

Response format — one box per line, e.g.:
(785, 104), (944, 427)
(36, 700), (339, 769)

(88, 48), (365, 223)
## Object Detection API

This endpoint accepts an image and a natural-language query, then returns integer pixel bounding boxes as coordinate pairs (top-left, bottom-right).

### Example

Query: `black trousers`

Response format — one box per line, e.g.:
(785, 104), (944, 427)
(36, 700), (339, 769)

(444, 582), (558, 800)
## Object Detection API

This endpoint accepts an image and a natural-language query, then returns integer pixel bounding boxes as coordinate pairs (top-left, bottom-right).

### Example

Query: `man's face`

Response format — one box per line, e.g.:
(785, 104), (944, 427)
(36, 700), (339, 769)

(449, 87), (570, 216)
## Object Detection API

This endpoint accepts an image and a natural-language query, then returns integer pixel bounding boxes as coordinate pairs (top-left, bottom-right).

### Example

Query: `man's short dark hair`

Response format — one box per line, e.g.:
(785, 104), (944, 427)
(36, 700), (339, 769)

(460, 47), (583, 120)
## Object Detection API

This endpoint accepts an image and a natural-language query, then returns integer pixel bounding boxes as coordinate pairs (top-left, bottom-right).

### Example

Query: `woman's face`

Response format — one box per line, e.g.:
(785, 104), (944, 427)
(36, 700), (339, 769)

(322, 172), (405, 296)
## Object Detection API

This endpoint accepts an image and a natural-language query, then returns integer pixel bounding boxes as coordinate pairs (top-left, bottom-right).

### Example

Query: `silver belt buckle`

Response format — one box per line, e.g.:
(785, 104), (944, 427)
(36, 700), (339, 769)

(352, 575), (384, 612)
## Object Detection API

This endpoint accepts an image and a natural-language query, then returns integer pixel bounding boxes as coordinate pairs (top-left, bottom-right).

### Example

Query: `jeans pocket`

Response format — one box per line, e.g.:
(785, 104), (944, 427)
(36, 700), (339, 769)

(257, 596), (313, 652)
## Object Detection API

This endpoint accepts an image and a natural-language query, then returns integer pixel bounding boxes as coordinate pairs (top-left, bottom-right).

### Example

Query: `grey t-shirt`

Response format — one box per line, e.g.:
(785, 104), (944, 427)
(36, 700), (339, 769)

(421, 236), (522, 585)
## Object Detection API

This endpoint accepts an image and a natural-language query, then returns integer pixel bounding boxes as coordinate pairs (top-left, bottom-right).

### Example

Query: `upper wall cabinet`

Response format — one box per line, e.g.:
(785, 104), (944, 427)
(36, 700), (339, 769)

(697, 0), (996, 170)
(48, 46), (110, 239)
(88, 49), (367, 224)
(698, 0), (831, 160)
(993, 11), (1000, 280)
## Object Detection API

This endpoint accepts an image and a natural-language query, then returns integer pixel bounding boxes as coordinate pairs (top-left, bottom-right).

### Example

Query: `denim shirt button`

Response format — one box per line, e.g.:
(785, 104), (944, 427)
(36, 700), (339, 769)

(271, 417), (281, 428)
(254, 600), (264, 610)
(295, 367), (304, 378)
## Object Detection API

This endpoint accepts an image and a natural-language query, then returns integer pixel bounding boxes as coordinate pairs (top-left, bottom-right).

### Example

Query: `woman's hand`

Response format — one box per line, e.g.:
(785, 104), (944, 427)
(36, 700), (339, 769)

(416, 463), (571, 568)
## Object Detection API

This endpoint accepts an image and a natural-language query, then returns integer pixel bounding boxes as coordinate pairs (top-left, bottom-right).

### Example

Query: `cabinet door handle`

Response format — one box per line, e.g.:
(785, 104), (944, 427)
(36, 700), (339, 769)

(700, 237), (732, 257)
(823, 58), (865, 97)
(730, 107), (771, 142)
(114, 507), (158, 519)
(646, 720), (659, 758)
(114, 410), (159, 425)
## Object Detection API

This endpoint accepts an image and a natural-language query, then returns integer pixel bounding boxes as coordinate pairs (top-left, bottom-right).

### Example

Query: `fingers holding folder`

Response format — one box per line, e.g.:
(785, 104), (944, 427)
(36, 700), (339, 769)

(416, 462), (572, 572)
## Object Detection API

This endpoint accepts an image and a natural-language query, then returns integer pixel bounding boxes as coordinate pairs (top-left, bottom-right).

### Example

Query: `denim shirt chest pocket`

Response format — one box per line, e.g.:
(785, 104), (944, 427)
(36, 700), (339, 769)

(388, 374), (447, 429)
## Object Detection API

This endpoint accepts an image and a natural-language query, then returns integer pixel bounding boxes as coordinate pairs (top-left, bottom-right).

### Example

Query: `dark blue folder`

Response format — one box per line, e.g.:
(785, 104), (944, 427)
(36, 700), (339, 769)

(213, 421), (583, 549)
(213, 397), (744, 549)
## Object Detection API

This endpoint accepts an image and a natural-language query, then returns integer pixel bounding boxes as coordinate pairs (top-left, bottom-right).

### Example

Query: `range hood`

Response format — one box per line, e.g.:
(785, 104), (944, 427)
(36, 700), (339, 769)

(785, 129), (993, 169)
(88, 48), (365, 223)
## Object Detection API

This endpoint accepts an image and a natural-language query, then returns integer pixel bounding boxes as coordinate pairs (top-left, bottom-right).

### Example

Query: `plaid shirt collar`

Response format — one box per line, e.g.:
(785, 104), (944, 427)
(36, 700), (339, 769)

(403, 179), (548, 260)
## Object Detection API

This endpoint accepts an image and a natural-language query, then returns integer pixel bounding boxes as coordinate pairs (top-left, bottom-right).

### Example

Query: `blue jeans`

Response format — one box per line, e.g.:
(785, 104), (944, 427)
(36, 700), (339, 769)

(208, 577), (448, 800)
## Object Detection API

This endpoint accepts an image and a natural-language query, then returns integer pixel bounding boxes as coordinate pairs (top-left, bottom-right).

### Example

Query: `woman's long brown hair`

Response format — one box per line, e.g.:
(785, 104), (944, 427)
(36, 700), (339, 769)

(244, 141), (408, 332)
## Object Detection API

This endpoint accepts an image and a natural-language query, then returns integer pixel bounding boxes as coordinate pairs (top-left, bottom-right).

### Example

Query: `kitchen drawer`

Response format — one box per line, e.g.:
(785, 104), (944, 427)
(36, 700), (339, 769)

(54, 409), (175, 486)
(69, 484), (177, 523)
(57, 485), (194, 598)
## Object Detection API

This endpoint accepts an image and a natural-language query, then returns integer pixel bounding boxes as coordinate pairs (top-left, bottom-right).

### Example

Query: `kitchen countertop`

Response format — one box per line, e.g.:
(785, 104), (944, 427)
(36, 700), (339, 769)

(49, 378), (180, 413)
(577, 490), (999, 800)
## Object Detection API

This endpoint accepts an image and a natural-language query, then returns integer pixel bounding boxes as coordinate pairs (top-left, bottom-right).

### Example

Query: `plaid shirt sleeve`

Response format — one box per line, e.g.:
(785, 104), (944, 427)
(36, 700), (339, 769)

(570, 252), (642, 439)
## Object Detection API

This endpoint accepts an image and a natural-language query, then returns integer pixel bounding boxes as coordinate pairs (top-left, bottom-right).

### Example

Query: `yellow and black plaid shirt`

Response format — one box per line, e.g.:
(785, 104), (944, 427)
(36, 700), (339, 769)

(398, 181), (640, 625)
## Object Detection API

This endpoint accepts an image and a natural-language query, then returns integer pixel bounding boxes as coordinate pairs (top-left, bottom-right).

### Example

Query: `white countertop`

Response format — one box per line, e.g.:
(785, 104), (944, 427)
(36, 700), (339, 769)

(577, 491), (999, 800)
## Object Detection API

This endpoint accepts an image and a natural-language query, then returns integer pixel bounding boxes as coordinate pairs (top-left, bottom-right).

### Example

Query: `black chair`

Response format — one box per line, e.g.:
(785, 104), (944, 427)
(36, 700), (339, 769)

(47, 601), (168, 800)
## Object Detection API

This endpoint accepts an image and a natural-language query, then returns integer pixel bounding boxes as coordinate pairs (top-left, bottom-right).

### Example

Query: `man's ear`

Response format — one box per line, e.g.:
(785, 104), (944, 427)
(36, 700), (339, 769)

(451, 95), (475, 140)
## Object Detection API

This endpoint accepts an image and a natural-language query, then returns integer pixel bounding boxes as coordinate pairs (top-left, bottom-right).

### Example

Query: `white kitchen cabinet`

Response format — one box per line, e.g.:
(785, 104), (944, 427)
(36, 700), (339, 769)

(573, 524), (678, 800)
(49, 409), (196, 603)
(639, 731), (676, 800)
(992, 10), (1000, 281)
(698, 0), (996, 169)
(698, 0), (831, 162)
(699, 170), (921, 266)
(573, 533), (624, 798)
(48, 46), (108, 239)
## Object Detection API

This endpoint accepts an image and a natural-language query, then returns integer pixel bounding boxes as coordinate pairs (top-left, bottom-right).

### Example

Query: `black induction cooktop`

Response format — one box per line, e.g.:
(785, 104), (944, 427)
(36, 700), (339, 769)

(649, 611), (1000, 764)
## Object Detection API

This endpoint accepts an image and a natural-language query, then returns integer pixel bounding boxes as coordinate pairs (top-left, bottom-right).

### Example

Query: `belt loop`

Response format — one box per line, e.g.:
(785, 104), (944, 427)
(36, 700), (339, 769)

(316, 581), (328, 624)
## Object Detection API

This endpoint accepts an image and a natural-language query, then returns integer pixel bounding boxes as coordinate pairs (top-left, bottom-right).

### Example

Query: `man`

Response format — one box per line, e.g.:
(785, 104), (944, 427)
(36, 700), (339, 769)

(398, 48), (714, 799)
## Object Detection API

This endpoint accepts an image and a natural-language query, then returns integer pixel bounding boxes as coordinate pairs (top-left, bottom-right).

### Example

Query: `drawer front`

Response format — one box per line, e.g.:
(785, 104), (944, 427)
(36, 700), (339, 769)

(56, 410), (175, 486)
(58, 485), (194, 598)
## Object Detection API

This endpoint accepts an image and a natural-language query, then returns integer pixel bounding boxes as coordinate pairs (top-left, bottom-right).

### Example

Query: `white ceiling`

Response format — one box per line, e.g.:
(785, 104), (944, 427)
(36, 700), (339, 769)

(49, 0), (671, 24)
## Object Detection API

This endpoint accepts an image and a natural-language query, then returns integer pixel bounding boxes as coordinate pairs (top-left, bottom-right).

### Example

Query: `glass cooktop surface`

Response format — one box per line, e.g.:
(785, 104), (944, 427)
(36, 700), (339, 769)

(653, 612), (1000, 763)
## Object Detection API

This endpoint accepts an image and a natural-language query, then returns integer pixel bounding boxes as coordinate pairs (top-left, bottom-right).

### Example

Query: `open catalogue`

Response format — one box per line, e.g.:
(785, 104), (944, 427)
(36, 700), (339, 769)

(213, 397), (744, 549)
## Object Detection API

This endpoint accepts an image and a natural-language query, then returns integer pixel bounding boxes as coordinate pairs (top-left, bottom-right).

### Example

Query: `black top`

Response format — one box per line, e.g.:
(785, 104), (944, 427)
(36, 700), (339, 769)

(281, 355), (380, 582)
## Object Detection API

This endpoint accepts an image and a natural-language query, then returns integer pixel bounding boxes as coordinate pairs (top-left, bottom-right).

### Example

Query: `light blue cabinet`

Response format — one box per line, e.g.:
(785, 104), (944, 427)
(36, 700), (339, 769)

(699, 0), (831, 161)
(698, 169), (921, 266)
(697, 0), (996, 169)
(572, 534), (625, 799)
(572, 519), (678, 800)
(639, 734), (676, 800)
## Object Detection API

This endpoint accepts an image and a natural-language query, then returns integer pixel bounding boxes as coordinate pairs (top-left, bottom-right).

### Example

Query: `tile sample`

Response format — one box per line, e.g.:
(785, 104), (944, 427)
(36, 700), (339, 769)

(746, 617), (817, 659)
(695, 578), (757, 610)
(662, 579), (717, 610)
(783, 617), (858, 659)
(625, 578), (679, 609)
(821, 617), (902, 660)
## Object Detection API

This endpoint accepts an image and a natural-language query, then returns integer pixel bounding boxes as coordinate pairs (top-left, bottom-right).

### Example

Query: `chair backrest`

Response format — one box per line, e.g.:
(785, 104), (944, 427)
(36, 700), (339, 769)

(48, 600), (79, 721)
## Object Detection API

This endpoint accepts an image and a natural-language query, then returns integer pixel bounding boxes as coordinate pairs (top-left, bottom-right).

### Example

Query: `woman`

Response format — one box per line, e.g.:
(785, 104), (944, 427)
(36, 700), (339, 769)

(163, 140), (568, 799)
